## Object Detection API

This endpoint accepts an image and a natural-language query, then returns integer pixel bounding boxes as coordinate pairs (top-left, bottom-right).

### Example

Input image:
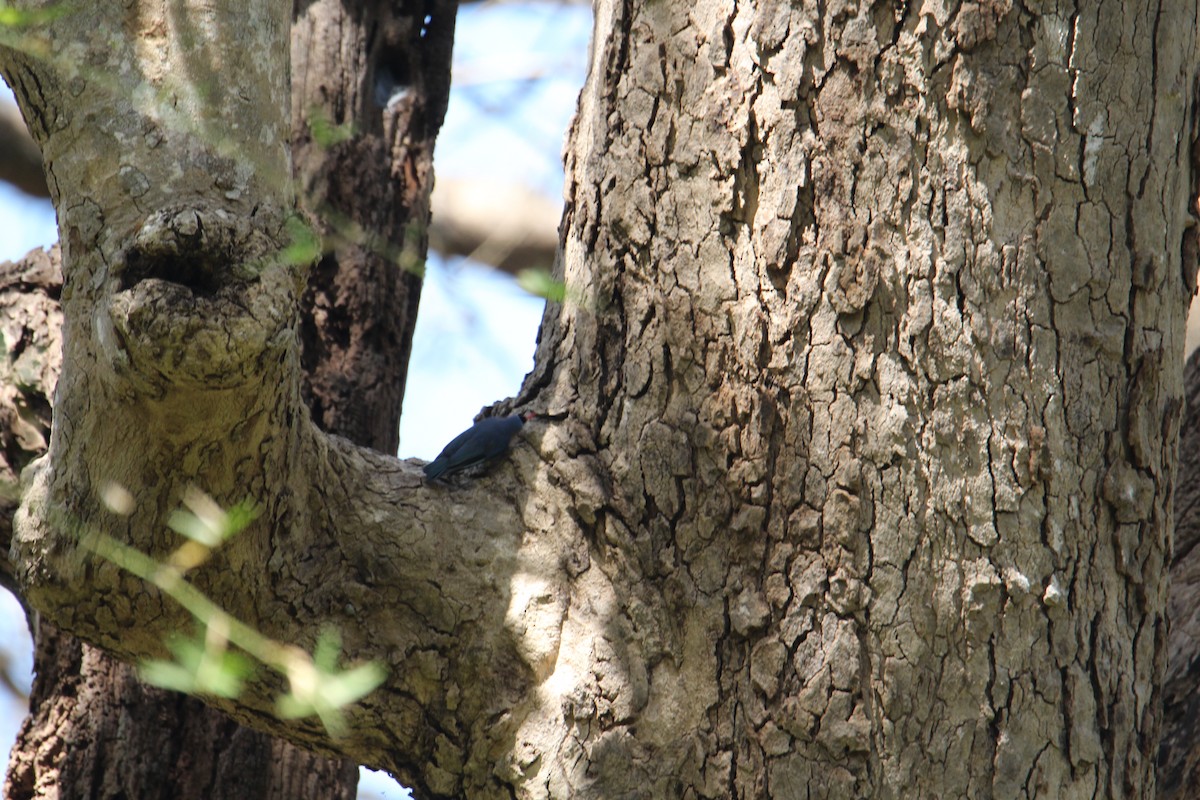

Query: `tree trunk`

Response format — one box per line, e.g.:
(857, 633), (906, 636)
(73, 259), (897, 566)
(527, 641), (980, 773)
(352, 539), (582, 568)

(517, 2), (1195, 794)
(6, 613), (358, 800)
(1, 0), (454, 797)
(1, 2), (1198, 800)
(1162, 350), (1200, 798)
(291, 0), (455, 450)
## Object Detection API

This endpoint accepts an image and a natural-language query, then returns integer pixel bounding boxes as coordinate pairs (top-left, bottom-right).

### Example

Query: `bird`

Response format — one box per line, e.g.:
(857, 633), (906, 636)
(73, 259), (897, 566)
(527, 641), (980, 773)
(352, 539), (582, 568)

(422, 411), (536, 481)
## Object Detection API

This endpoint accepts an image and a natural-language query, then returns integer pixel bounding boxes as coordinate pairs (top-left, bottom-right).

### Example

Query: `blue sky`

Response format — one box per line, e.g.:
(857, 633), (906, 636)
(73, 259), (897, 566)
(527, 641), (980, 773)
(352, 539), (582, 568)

(0, 4), (592, 797)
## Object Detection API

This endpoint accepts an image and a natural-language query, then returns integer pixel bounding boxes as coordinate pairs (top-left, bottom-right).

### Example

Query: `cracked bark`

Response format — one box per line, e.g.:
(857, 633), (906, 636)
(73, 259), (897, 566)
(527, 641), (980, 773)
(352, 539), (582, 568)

(1162, 351), (1200, 798)
(1, 1), (1198, 799)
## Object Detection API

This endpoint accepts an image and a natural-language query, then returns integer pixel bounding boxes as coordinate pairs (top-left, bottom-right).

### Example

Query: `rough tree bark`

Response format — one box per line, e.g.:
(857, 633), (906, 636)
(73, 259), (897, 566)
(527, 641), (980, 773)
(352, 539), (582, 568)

(0, 253), (361, 800)
(1, 0), (455, 797)
(1163, 349), (1200, 798)
(2, 2), (1198, 800)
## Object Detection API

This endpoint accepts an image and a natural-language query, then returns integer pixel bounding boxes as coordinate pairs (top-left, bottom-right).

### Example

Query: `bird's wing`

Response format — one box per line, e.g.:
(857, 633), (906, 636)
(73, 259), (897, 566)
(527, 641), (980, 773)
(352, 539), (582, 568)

(431, 425), (479, 463)
(424, 415), (524, 479)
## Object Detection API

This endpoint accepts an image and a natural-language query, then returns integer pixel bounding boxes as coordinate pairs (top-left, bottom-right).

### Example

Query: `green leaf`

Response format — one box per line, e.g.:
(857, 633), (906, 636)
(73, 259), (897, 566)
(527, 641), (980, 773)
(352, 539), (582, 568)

(139, 632), (255, 699)
(139, 659), (200, 694)
(276, 631), (387, 737)
(277, 660), (386, 738)
(318, 661), (388, 708)
(166, 509), (221, 547)
(167, 492), (258, 547)
(308, 106), (356, 148)
(0, 1), (70, 28)
(221, 500), (260, 539)
(280, 216), (322, 266)
(312, 627), (342, 672)
(517, 268), (567, 303)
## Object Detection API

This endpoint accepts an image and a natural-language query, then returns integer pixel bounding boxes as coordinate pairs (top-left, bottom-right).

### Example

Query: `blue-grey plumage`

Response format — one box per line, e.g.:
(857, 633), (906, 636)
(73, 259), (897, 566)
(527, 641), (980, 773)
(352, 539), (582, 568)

(422, 411), (535, 480)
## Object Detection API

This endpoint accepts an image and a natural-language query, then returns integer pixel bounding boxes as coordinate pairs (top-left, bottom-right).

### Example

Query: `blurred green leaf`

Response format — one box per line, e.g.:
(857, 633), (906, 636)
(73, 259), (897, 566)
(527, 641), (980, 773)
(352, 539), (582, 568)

(280, 216), (323, 266)
(277, 660), (387, 737)
(140, 632), (255, 699)
(312, 627), (342, 672)
(0, 1), (69, 28)
(86, 495), (387, 736)
(319, 661), (387, 708)
(308, 106), (356, 148)
(517, 268), (567, 303)
(139, 659), (200, 695)
(167, 491), (258, 548)
(222, 500), (259, 538)
(277, 630), (387, 737)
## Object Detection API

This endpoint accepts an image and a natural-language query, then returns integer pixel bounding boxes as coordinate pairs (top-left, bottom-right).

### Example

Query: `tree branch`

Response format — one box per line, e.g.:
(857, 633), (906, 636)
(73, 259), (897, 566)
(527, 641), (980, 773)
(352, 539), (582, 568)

(429, 178), (560, 275)
(10, 279), (567, 776)
(0, 101), (45, 198)
(0, 97), (562, 276)
(0, 3), (577, 791)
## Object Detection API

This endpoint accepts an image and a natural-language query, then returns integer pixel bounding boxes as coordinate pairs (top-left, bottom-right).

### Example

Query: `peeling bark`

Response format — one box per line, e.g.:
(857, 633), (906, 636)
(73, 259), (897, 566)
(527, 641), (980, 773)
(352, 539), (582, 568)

(0, 1), (1197, 800)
